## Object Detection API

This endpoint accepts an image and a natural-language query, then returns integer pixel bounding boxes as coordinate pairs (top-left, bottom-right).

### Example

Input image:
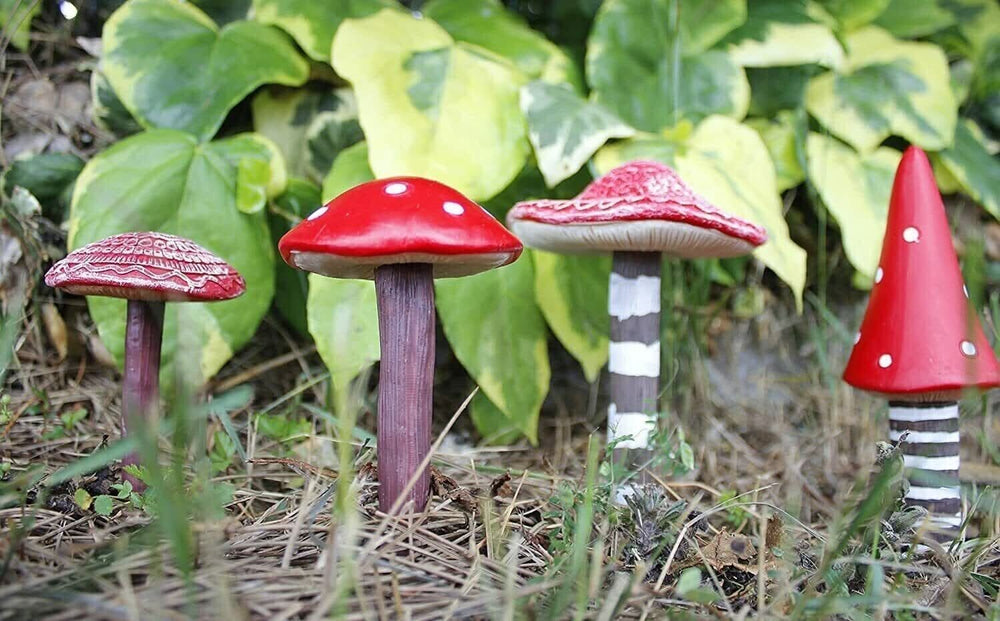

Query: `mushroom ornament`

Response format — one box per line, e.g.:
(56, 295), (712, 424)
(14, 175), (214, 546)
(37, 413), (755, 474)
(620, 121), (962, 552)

(45, 232), (246, 490)
(279, 177), (522, 513)
(843, 146), (1000, 542)
(507, 161), (767, 501)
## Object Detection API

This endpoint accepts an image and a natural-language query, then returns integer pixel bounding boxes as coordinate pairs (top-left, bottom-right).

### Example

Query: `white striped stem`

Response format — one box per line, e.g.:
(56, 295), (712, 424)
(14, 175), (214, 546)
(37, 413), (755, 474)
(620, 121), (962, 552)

(889, 401), (962, 537)
(607, 251), (661, 503)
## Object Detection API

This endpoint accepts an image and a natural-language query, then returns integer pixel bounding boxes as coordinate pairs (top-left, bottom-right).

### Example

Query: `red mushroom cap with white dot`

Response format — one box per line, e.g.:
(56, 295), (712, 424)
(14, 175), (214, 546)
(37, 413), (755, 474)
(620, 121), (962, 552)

(45, 231), (246, 302)
(843, 146), (1000, 399)
(506, 161), (767, 258)
(278, 177), (523, 279)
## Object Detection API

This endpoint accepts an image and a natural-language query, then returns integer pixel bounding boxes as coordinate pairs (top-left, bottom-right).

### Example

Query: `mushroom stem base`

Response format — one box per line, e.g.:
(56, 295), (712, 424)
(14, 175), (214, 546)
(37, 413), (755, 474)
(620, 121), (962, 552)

(122, 299), (164, 492)
(889, 400), (962, 542)
(375, 263), (435, 513)
(607, 251), (661, 499)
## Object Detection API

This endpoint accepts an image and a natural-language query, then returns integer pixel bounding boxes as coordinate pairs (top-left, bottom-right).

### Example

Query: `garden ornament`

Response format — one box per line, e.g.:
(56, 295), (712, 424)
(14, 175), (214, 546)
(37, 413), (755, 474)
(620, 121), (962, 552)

(45, 232), (246, 491)
(507, 161), (766, 502)
(843, 146), (1000, 543)
(279, 177), (522, 513)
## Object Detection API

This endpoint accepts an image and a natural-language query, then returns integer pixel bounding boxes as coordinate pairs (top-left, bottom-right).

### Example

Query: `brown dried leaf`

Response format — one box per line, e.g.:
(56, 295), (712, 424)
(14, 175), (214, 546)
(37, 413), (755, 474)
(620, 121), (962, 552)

(41, 303), (68, 361)
(701, 530), (756, 571)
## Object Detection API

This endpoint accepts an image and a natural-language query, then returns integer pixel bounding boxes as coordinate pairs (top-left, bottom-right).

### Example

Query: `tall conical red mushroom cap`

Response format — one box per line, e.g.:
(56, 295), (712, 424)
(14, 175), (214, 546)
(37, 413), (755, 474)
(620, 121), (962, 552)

(843, 146), (1000, 400)
(278, 177), (522, 279)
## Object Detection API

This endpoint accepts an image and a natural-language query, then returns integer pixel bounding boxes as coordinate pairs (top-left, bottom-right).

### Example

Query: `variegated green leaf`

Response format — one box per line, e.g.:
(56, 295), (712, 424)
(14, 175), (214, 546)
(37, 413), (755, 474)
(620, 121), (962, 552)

(423, 0), (577, 85)
(102, 0), (309, 141)
(436, 257), (549, 444)
(805, 26), (957, 152)
(806, 132), (901, 278)
(0, 0), (39, 50)
(521, 81), (634, 187)
(722, 0), (844, 68)
(470, 392), (523, 445)
(586, 0), (749, 132)
(321, 142), (374, 202)
(874, 0), (955, 38)
(676, 0), (746, 54)
(938, 121), (1000, 218)
(815, 0), (891, 31)
(251, 86), (362, 182)
(532, 250), (610, 383)
(67, 130), (281, 387)
(307, 275), (380, 414)
(746, 111), (806, 192)
(595, 116), (807, 306)
(251, 0), (394, 61)
(332, 9), (529, 202)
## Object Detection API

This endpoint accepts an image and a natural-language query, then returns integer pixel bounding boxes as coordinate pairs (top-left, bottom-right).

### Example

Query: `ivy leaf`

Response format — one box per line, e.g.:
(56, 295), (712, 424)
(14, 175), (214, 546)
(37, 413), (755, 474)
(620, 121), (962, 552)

(806, 132), (901, 278)
(721, 0), (844, 68)
(269, 179), (322, 335)
(746, 111), (806, 192)
(252, 0), (394, 61)
(321, 142), (375, 202)
(521, 81), (634, 187)
(103, 0), (309, 141)
(251, 86), (363, 182)
(0, 0), (39, 51)
(595, 117), (807, 307)
(307, 275), (380, 414)
(586, 0), (749, 132)
(814, 0), (892, 32)
(805, 27), (957, 153)
(91, 70), (143, 138)
(436, 257), (549, 444)
(874, 0), (955, 38)
(68, 130), (280, 388)
(2, 152), (84, 221)
(532, 250), (610, 383)
(423, 0), (578, 85)
(332, 9), (529, 202)
(470, 392), (523, 445)
(676, 0), (746, 54)
(191, 0), (251, 25)
(937, 121), (1000, 218)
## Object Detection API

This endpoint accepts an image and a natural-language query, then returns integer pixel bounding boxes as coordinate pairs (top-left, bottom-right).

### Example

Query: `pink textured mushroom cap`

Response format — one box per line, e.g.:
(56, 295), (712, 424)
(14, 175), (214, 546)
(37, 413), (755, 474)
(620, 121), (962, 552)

(45, 232), (246, 302)
(507, 160), (767, 257)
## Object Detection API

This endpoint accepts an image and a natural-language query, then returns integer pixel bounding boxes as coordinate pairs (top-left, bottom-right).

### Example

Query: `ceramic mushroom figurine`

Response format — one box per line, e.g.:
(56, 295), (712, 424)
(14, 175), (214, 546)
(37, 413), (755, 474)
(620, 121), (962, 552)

(278, 177), (522, 513)
(507, 161), (767, 501)
(843, 146), (1000, 542)
(45, 232), (246, 490)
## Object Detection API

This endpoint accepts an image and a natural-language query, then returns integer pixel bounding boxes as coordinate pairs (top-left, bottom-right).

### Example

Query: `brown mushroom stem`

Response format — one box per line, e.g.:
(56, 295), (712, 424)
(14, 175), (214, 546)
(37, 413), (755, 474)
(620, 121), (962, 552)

(608, 251), (661, 497)
(375, 263), (435, 513)
(121, 299), (164, 492)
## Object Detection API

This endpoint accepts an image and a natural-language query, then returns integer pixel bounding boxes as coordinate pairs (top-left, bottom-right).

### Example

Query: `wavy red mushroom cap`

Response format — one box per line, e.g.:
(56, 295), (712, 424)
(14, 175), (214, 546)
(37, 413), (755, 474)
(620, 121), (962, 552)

(843, 146), (1000, 400)
(278, 177), (523, 279)
(45, 232), (246, 302)
(506, 160), (767, 258)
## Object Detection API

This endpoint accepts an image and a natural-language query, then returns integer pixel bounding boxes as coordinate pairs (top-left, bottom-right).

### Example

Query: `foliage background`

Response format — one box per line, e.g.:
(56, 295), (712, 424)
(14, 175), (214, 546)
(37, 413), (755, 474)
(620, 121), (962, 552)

(3, 0), (999, 443)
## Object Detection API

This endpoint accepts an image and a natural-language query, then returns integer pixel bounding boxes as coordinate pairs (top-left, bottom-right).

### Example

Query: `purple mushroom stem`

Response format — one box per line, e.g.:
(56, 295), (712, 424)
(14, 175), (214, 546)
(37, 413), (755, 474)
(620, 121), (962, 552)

(120, 299), (164, 492)
(374, 263), (435, 513)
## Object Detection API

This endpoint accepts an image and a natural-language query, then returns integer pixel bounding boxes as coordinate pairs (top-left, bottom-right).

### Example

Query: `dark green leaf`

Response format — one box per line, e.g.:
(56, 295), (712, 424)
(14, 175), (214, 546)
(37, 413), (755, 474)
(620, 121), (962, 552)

(270, 178), (321, 335)
(875, 0), (955, 38)
(938, 121), (1000, 218)
(103, 0), (309, 140)
(2, 153), (84, 220)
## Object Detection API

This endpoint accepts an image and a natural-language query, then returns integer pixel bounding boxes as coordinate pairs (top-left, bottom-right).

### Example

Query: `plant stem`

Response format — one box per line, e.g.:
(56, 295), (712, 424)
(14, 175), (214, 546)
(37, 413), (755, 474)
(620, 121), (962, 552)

(607, 251), (661, 501)
(888, 400), (962, 542)
(375, 263), (434, 513)
(121, 299), (164, 492)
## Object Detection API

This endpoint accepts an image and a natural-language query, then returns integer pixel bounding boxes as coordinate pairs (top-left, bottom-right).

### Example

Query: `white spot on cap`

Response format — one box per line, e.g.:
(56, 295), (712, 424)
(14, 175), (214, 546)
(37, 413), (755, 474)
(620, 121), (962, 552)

(878, 354), (893, 368)
(307, 206), (328, 221)
(874, 267), (883, 284)
(963, 285), (969, 298)
(961, 341), (977, 356)
(443, 201), (464, 216)
(902, 227), (920, 243)
(854, 332), (861, 345)
(59, 1), (77, 19)
(385, 182), (408, 195)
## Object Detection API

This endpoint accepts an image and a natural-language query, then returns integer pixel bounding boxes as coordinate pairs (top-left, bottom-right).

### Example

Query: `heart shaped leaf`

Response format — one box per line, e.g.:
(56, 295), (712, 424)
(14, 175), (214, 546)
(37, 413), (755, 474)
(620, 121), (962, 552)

(722, 0), (844, 68)
(521, 81), (634, 187)
(332, 9), (529, 202)
(103, 0), (309, 141)
(252, 0), (394, 61)
(937, 120), (1000, 218)
(68, 129), (282, 387)
(805, 26), (957, 152)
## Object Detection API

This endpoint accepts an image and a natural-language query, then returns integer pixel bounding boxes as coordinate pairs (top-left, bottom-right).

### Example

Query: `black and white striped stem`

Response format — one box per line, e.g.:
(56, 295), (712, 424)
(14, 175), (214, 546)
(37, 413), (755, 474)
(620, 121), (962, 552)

(889, 401), (962, 540)
(607, 251), (661, 500)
